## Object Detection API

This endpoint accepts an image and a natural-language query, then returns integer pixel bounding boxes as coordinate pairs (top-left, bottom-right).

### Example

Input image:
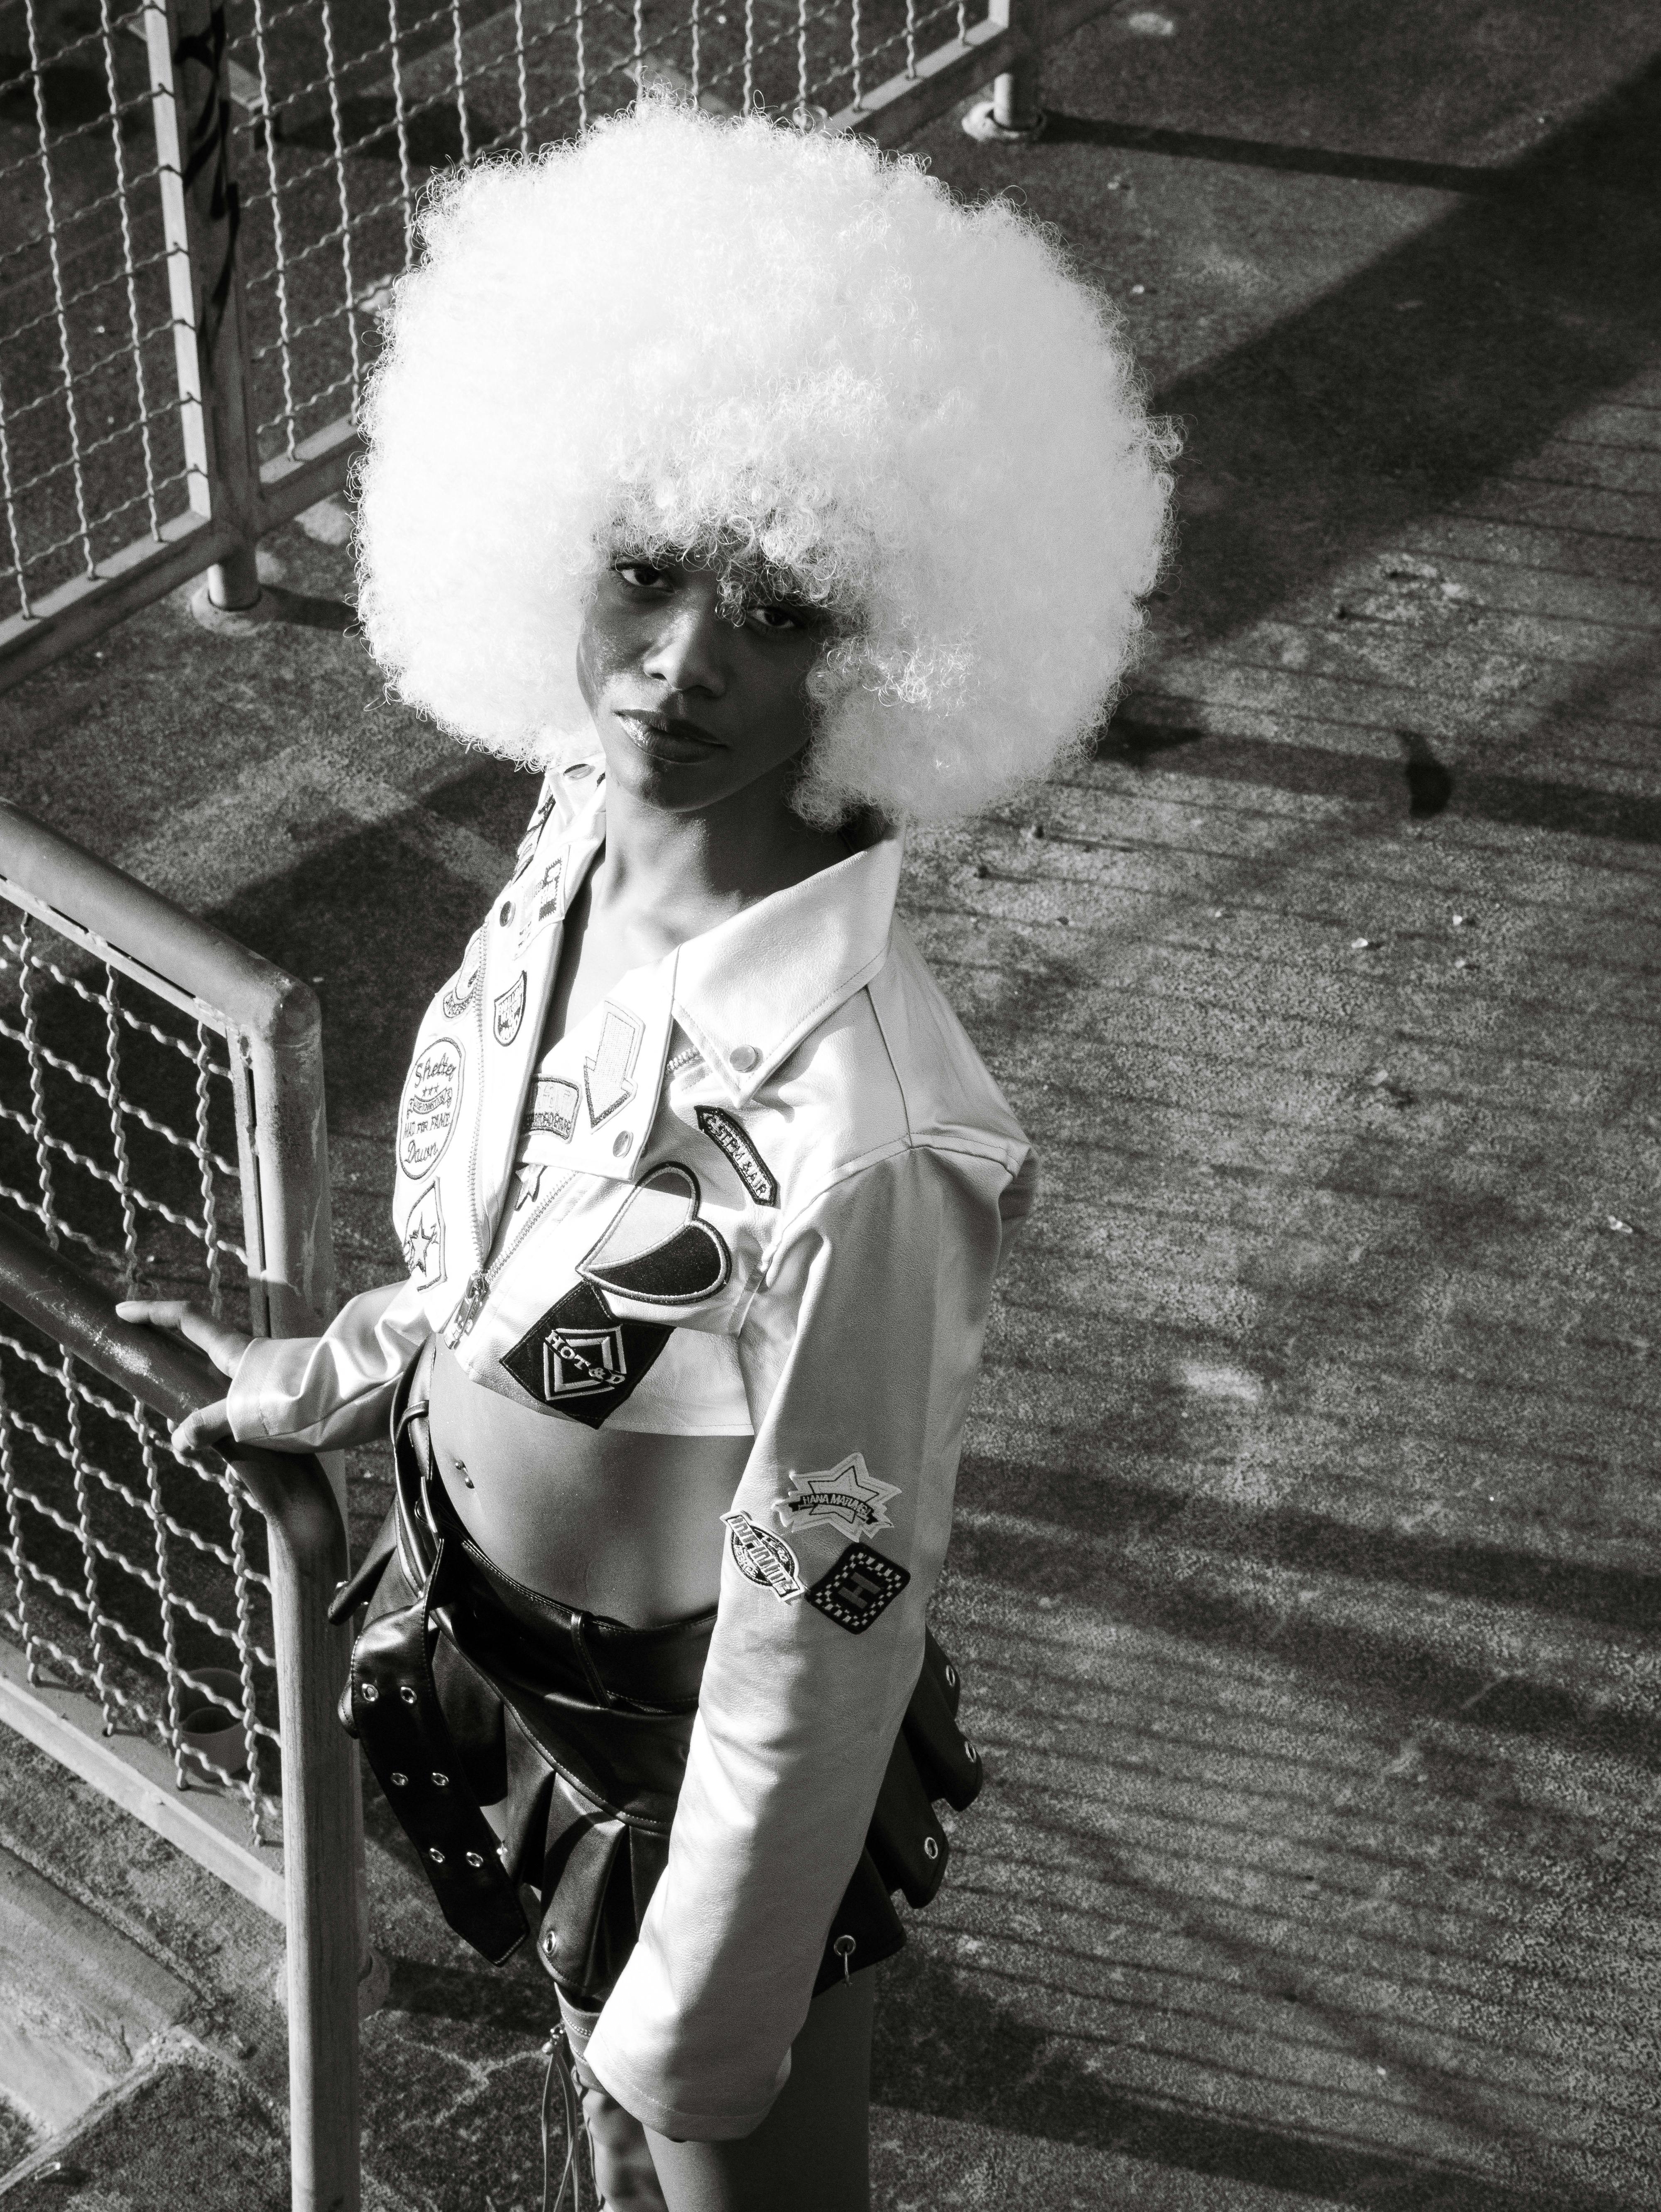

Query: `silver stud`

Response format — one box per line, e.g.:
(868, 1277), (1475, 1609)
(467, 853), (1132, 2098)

(542, 1930), (559, 1956)
(924, 1835), (940, 1860)
(944, 1666), (958, 1689)
(431, 1771), (450, 1788)
(428, 1847), (445, 1865)
(389, 1771), (408, 1788)
(465, 1851), (484, 1869)
(963, 1738), (978, 1762)
(730, 1044), (759, 1073)
(612, 1130), (632, 1157)
(359, 1681), (378, 1702)
(399, 1685), (418, 1705)
(498, 898), (514, 926)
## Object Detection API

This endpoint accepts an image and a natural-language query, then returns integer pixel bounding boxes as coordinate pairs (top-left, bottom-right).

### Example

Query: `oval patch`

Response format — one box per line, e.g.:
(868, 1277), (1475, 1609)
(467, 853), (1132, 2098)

(398, 1036), (465, 1180)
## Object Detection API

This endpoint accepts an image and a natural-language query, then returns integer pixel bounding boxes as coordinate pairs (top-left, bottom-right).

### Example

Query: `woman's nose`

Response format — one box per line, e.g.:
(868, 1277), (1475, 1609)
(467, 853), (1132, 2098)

(642, 577), (728, 697)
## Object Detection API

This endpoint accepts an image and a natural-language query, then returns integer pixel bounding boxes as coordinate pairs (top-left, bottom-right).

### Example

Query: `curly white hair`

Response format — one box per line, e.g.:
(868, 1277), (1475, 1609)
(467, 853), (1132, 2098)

(354, 95), (1176, 826)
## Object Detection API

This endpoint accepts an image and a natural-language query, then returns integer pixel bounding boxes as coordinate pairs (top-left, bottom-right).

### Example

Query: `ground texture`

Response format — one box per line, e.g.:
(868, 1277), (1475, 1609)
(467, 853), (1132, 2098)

(1, 1), (1659, 2207)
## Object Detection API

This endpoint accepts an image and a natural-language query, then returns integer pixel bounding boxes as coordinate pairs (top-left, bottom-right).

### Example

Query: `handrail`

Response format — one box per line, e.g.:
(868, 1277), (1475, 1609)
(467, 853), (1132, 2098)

(0, 1213), (360, 2212)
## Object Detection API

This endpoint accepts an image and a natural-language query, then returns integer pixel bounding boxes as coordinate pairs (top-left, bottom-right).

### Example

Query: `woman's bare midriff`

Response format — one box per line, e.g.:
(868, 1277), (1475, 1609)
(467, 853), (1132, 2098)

(425, 1340), (750, 1626)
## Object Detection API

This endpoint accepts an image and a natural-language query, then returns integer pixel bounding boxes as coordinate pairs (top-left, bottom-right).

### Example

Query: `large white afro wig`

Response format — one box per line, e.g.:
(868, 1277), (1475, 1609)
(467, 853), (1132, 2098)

(355, 95), (1175, 826)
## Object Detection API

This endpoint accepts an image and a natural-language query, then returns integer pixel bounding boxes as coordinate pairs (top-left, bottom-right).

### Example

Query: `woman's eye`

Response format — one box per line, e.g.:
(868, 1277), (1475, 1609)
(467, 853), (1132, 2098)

(613, 560), (669, 590)
(747, 603), (808, 632)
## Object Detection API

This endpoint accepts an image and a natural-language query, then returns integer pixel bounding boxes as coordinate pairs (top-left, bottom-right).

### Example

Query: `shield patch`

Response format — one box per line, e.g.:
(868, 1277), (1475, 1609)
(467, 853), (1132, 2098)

(493, 973), (527, 1047)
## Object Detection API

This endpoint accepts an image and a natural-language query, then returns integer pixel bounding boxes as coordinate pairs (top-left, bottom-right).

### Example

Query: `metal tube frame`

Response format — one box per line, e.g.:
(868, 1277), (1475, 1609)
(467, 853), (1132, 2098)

(0, 1212), (360, 2212)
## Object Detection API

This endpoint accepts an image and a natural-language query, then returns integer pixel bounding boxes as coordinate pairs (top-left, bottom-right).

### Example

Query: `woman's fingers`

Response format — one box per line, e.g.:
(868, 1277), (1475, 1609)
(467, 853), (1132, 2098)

(169, 1398), (234, 1457)
(115, 1299), (253, 1379)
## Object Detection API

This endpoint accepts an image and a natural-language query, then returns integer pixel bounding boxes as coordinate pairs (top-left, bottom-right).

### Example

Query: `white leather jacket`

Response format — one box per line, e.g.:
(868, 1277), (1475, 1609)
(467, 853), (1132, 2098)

(228, 756), (1035, 2139)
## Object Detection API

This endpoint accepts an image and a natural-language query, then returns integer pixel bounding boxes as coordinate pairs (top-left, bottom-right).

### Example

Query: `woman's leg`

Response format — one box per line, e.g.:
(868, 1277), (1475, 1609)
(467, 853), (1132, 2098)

(644, 1972), (874, 2212)
(559, 1974), (874, 2212)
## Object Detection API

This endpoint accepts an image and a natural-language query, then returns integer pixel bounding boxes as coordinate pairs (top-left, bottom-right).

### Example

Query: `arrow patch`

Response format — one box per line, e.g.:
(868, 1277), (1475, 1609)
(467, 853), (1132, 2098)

(584, 1003), (642, 1128)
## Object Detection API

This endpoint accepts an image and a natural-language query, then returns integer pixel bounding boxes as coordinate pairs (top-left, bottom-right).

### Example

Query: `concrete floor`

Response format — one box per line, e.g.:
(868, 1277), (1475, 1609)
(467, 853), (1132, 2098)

(1, 1), (1659, 2206)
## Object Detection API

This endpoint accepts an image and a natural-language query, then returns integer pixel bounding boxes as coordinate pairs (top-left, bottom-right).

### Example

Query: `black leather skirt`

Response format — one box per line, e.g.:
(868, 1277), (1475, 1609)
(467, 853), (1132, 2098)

(332, 1358), (983, 2007)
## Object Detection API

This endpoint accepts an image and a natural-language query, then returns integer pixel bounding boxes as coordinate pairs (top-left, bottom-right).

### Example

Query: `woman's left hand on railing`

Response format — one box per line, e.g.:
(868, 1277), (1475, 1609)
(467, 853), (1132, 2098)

(115, 1299), (252, 1456)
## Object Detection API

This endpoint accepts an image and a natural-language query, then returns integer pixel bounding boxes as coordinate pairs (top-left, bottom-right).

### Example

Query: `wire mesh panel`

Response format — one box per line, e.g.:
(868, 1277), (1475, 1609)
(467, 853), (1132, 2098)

(0, 0), (192, 619)
(0, 899), (282, 1842)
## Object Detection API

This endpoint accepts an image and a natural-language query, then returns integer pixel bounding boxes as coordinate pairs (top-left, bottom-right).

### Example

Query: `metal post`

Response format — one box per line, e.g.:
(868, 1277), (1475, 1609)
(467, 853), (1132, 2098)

(145, 0), (262, 612)
(962, 0), (1047, 141)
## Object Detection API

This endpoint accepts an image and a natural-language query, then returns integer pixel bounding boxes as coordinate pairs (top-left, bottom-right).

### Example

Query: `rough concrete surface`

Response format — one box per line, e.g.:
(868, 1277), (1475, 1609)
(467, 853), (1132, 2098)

(1, 0), (1659, 2206)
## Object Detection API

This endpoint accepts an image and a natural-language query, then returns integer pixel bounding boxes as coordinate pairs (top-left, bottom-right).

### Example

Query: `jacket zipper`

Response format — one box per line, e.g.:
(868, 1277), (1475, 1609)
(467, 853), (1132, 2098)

(446, 1167), (576, 1349)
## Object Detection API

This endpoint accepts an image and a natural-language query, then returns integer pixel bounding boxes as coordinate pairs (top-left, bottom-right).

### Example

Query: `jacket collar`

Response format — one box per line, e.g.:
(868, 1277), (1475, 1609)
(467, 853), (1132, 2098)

(556, 777), (904, 1107)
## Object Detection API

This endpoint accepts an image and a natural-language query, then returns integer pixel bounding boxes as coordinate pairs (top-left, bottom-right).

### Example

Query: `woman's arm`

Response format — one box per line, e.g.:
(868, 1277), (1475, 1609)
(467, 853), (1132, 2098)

(583, 1140), (1015, 2141)
(122, 1278), (434, 1456)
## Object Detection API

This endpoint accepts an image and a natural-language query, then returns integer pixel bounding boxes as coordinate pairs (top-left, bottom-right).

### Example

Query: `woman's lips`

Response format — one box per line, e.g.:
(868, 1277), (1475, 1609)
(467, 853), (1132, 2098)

(615, 710), (722, 763)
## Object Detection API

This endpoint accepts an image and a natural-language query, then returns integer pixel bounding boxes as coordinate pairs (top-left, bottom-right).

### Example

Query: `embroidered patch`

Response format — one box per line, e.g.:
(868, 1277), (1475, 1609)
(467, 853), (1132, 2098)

(510, 793), (558, 880)
(806, 1545), (910, 1635)
(517, 859), (565, 948)
(499, 1279), (671, 1429)
(400, 1183), (444, 1289)
(696, 1106), (779, 1207)
(776, 1453), (899, 1543)
(584, 1003), (642, 1127)
(492, 973), (527, 1047)
(397, 1037), (464, 1180)
(522, 1074), (579, 1142)
(440, 932), (482, 1020)
(578, 1162), (730, 1305)
(723, 1511), (804, 1603)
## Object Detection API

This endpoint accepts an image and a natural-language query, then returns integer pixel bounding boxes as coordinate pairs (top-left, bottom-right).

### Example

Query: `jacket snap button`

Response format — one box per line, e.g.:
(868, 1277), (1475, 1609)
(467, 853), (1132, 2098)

(924, 1835), (940, 1860)
(542, 1930), (559, 1956)
(399, 1685), (418, 1705)
(359, 1682), (378, 1702)
(428, 1847), (446, 1865)
(612, 1130), (632, 1157)
(431, 1771), (449, 1787)
(498, 898), (514, 926)
(730, 1044), (759, 1073)
(389, 1771), (408, 1788)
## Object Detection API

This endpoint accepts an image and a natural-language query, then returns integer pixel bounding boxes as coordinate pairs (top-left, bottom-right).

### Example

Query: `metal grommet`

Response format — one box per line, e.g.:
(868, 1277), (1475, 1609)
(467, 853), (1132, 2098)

(924, 1835), (940, 1861)
(833, 1932), (857, 1984)
(431, 1771), (449, 1787)
(963, 1738), (979, 1762)
(944, 1665), (958, 1689)
(389, 1771), (408, 1788)
(399, 1685), (418, 1705)
(428, 1847), (446, 1865)
(359, 1682), (379, 1703)
(465, 1850), (484, 1869)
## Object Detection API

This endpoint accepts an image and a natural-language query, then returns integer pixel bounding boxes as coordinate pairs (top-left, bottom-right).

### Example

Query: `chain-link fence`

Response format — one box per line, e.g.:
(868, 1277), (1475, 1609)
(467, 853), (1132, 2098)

(0, 0), (1085, 683)
(0, 798), (335, 1895)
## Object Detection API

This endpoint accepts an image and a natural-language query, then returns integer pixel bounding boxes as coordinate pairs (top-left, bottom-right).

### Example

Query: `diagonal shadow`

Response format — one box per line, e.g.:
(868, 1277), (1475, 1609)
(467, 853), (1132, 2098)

(873, 1947), (1628, 2211)
(1116, 57), (1661, 657)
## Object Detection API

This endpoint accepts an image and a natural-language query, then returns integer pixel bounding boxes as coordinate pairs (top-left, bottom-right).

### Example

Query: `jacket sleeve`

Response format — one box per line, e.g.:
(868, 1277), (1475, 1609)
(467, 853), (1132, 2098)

(225, 1276), (432, 1453)
(582, 1140), (1017, 2141)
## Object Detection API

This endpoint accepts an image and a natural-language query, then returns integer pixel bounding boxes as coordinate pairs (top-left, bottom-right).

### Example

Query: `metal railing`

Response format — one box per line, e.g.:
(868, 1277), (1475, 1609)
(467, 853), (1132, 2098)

(0, 0), (1101, 689)
(0, 1211), (358, 2212)
(0, 790), (339, 1858)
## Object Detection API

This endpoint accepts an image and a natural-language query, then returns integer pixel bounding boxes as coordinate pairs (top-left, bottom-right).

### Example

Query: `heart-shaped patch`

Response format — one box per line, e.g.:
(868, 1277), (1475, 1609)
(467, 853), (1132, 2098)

(577, 1162), (730, 1306)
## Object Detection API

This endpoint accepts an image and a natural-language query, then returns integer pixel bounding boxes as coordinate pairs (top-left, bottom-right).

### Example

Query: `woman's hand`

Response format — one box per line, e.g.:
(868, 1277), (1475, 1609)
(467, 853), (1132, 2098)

(115, 1300), (252, 1457)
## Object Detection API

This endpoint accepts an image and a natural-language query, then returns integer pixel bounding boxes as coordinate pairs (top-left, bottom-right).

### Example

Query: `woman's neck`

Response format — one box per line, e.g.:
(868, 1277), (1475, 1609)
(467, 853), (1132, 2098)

(590, 760), (849, 960)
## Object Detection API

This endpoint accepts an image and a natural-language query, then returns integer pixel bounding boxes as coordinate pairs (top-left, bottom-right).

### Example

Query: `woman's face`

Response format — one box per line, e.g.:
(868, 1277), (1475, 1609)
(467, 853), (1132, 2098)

(576, 557), (831, 815)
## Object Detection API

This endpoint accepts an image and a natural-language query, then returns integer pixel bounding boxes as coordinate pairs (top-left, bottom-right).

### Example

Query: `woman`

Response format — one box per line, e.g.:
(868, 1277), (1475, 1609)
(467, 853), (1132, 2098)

(124, 96), (1171, 2211)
